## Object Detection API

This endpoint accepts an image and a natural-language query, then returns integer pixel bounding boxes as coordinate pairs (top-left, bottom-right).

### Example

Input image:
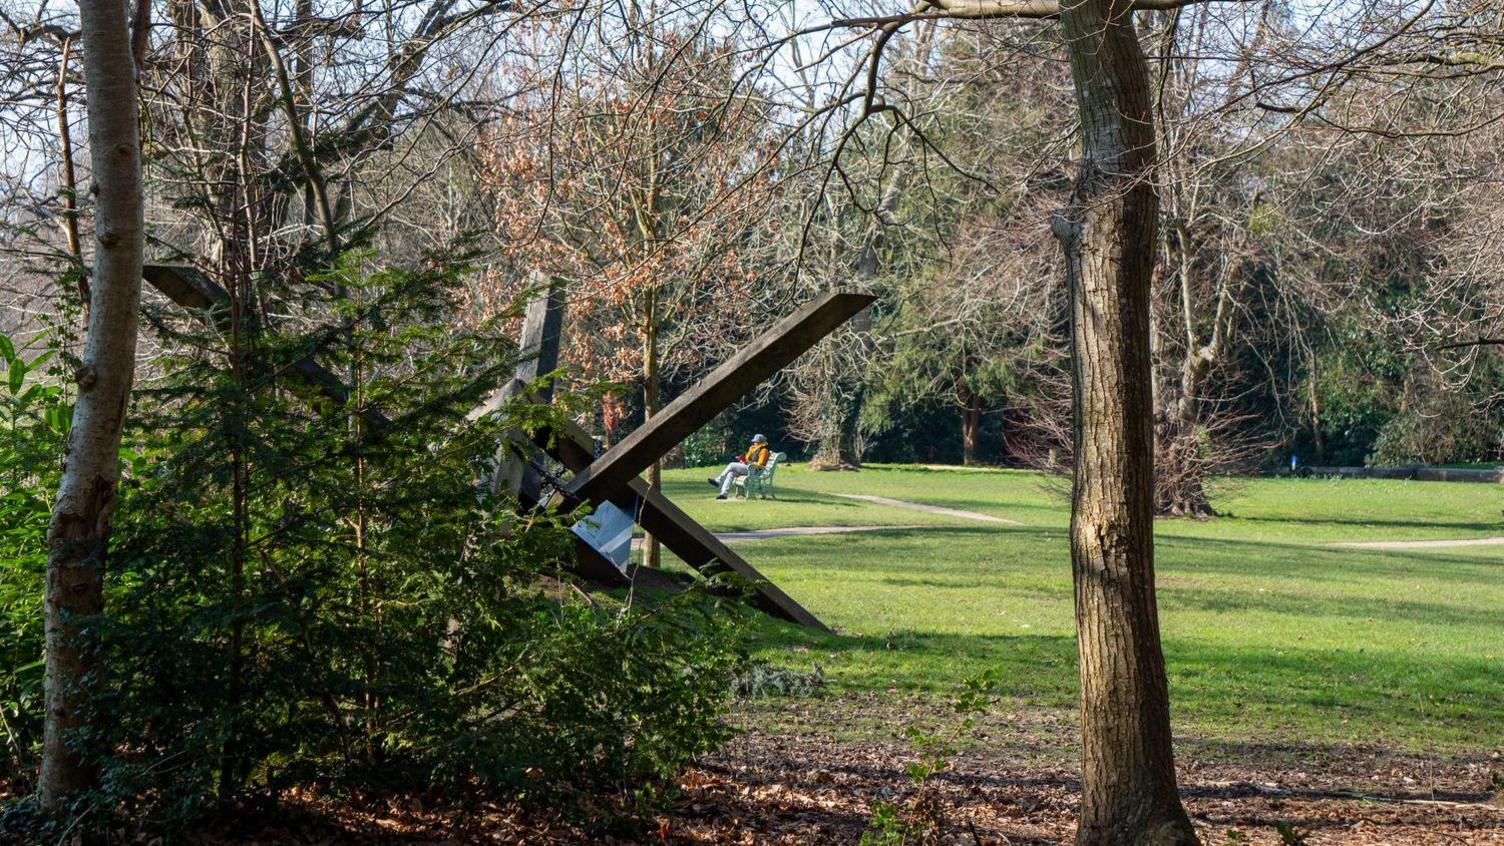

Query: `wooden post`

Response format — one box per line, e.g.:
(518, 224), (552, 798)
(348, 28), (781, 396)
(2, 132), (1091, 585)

(486, 274), (566, 501)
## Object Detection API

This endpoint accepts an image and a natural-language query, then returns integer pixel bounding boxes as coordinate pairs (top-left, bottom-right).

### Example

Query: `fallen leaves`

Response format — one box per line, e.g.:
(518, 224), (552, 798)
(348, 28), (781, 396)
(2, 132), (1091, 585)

(19, 696), (1499, 844)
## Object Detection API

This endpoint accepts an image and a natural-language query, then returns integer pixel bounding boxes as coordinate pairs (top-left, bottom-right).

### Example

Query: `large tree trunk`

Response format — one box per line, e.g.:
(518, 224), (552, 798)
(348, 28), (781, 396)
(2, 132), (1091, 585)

(40, 0), (145, 808)
(1054, 0), (1198, 842)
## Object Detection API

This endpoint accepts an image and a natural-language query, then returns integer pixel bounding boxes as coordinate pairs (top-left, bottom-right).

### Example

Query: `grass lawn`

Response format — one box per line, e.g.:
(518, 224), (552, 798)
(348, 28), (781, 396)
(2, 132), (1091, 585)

(652, 464), (1504, 754)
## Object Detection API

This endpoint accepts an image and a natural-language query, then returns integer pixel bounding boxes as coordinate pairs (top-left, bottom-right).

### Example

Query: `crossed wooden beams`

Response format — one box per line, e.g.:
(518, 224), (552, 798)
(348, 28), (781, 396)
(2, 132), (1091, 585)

(141, 264), (872, 631)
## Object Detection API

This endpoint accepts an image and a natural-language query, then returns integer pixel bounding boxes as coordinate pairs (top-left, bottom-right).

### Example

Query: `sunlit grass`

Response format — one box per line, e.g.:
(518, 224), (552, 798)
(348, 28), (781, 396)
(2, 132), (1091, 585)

(655, 464), (1504, 753)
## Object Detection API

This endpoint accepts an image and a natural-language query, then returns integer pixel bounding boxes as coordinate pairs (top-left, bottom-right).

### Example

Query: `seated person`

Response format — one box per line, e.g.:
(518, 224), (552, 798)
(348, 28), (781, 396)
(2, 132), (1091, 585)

(709, 434), (770, 499)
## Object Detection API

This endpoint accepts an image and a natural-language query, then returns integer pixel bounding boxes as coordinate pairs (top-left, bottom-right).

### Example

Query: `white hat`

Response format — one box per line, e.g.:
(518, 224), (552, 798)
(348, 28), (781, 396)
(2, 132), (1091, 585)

(752, 433), (767, 443)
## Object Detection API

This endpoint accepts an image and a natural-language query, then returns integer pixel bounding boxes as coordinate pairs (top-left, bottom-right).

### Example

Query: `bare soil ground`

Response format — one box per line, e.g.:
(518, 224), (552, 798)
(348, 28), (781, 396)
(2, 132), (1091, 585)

(147, 695), (1501, 845)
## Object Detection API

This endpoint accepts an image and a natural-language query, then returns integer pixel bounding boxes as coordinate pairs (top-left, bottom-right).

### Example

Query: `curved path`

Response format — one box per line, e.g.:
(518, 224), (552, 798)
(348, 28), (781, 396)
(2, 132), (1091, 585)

(833, 493), (1022, 525)
(632, 524), (924, 550)
(1332, 536), (1504, 550)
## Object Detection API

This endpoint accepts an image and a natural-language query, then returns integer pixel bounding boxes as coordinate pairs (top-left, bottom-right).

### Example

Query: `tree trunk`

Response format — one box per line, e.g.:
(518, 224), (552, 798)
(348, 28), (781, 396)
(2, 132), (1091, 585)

(810, 306), (870, 471)
(642, 303), (661, 569)
(961, 387), (981, 466)
(1054, 0), (1197, 841)
(40, 0), (145, 808)
(54, 37), (86, 308)
(809, 387), (863, 470)
(1153, 354), (1216, 518)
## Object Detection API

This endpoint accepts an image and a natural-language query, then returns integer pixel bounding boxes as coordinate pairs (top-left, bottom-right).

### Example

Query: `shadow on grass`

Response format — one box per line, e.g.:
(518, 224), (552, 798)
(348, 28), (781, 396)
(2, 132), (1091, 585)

(1163, 581), (1498, 629)
(750, 621), (1500, 749)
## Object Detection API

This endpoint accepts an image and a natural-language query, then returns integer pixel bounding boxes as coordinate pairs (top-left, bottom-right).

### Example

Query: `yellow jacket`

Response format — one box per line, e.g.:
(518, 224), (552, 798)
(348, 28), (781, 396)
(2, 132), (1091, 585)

(740, 443), (770, 467)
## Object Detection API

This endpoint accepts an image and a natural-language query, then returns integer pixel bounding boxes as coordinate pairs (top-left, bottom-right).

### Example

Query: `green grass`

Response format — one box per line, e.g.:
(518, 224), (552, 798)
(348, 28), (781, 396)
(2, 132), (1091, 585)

(655, 464), (1504, 753)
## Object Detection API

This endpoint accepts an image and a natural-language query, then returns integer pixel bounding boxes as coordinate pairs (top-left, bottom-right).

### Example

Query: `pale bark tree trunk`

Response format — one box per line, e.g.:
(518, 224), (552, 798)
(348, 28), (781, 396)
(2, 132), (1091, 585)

(40, 0), (145, 808)
(1053, 0), (1198, 842)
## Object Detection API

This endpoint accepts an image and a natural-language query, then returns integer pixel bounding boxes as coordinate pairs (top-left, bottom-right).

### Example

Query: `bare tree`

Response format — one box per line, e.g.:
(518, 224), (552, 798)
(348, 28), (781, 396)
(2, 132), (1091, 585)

(1050, 0), (1199, 835)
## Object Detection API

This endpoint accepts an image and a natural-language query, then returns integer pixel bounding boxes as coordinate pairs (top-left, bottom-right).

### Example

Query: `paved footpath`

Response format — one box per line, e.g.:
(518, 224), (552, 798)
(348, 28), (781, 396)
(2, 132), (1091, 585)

(631, 524), (921, 549)
(833, 494), (1022, 525)
(1332, 536), (1504, 550)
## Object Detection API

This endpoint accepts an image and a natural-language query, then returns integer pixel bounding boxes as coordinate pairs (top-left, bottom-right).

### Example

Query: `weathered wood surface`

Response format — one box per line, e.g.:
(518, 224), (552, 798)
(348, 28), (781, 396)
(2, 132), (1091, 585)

(564, 291), (875, 506)
(143, 263), (229, 312)
(467, 274), (567, 422)
(539, 421), (828, 631)
(479, 277), (567, 501)
(142, 264), (393, 430)
(515, 272), (566, 391)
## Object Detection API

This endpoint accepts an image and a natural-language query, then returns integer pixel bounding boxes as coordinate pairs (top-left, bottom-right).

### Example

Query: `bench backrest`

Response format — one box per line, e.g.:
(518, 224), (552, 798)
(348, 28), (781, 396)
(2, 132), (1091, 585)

(762, 452), (785, 480)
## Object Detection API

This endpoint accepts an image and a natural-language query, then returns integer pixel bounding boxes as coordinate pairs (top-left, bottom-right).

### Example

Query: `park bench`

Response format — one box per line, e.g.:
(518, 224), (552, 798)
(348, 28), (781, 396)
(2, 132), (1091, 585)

(735, 451), (785, 499)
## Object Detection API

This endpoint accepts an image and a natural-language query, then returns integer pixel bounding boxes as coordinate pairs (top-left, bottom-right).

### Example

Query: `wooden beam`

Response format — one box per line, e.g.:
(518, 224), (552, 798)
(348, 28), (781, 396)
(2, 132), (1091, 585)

(541, 422), (828, 631)
(565, 291), (874, 506)
(143, 263), (230, 313)
(467, 273), (567, 422)
(472, 276), (567, 502)
(142, 263), (392, 430)
(514, 272), (566, 393)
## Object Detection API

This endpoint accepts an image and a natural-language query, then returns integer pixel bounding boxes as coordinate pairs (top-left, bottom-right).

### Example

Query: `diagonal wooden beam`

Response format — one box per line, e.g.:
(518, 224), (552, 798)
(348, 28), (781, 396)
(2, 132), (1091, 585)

(565, 291), (874, 506)
(469, 275), (567, 503)
(143, 263), (230, 312)
(143, 264), (392, 430)
(539, 422), (828, 631)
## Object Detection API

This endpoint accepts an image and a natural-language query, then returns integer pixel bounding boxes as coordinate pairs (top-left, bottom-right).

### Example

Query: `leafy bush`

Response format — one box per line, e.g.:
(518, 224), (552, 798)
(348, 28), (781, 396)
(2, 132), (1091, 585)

(0, 328), (72, 791)
(680, 422), (730, 468)
(1372, 384), (1502, 466)
(0, 257), (749, 836)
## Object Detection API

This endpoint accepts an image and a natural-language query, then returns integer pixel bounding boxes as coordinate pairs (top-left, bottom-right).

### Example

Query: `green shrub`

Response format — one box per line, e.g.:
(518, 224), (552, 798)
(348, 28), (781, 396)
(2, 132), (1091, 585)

(0, 327), (72, 792)
(0, 257), (749, 837)
(680, 422), (730, 468)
